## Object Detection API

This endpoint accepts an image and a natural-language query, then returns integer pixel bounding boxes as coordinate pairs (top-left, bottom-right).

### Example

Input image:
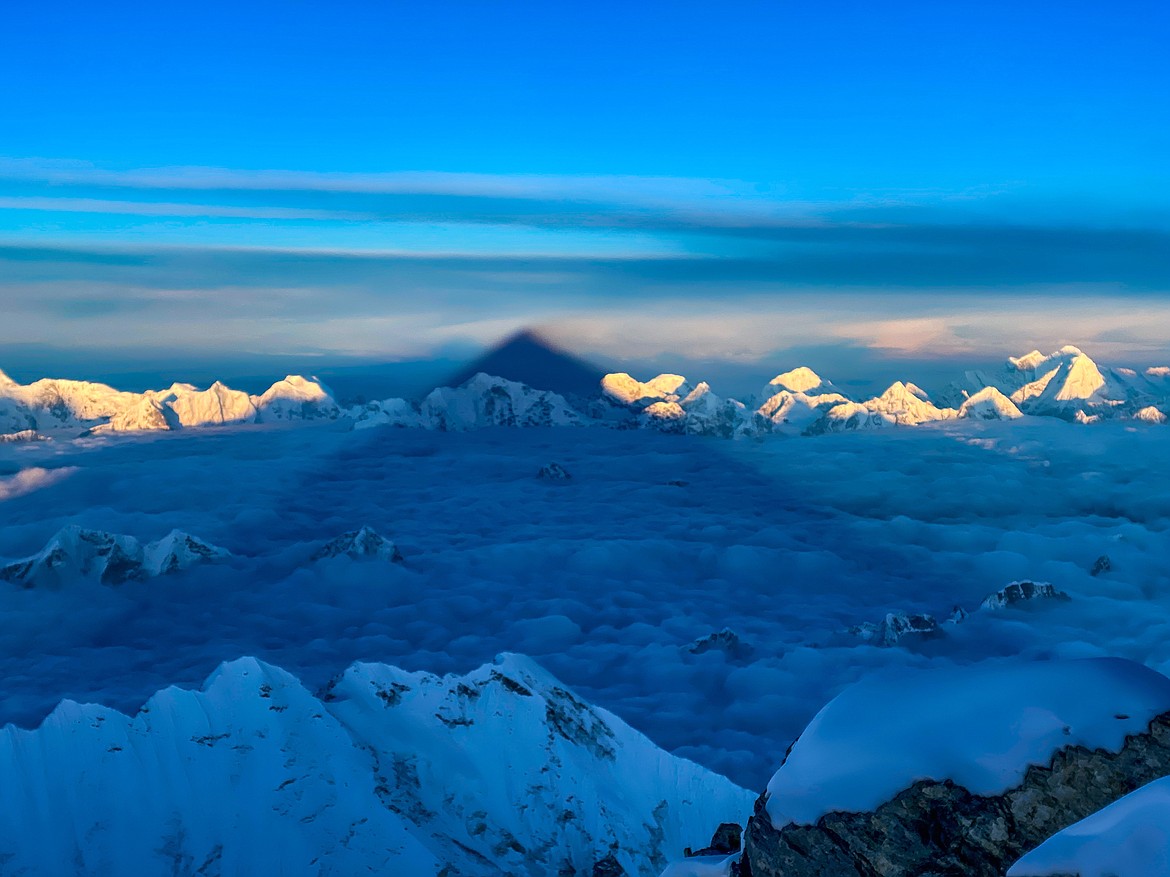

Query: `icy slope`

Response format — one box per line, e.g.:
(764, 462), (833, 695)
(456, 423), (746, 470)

(0, 658), (443, 876)
(1009, 776), (1170, 877)
(328, 654), (754, 876)
(0, 655), (752, 877)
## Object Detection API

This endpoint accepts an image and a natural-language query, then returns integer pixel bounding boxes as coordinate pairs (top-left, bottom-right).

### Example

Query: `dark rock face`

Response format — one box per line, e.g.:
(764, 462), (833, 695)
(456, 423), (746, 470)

(688, 629), (752, 659)
(591, 851), (628, 877)
(743, 713), (1170, 877)
(311, 527), (403, 563)
(1091, 554), (1113, 576)
(686, 822), (742, 857)
(849, 612), (941, 647)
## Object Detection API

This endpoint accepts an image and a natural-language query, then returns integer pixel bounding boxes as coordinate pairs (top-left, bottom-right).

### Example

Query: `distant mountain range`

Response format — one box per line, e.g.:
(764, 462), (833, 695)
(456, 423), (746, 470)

(3, 342), (1170, 442)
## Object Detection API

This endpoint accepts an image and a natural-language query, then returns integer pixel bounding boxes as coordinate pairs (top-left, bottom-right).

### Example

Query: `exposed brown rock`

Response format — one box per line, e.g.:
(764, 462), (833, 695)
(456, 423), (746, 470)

(743, 713), (1170, 877)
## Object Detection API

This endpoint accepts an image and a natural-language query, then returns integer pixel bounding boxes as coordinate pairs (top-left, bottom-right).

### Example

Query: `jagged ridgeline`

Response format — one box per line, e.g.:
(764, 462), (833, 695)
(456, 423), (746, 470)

(2, 343), (1169, 441)
(0, 654), (751, 876)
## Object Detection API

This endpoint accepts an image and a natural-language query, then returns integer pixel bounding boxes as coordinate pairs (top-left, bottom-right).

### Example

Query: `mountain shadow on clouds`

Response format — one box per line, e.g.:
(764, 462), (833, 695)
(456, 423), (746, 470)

(443, 329), (608, 398)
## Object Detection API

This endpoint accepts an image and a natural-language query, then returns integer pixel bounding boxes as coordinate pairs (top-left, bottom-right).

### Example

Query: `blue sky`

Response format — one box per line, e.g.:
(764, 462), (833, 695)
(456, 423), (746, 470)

(1, 0), (1168, 371)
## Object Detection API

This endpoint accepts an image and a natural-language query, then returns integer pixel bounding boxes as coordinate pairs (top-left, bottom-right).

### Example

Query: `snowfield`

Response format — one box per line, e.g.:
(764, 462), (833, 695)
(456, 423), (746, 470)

(1009, 775), (1170, 877)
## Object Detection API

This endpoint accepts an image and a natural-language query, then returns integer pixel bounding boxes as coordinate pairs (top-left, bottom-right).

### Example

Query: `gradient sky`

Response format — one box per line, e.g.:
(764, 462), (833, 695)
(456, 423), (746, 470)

(1, 0), (1168, 373)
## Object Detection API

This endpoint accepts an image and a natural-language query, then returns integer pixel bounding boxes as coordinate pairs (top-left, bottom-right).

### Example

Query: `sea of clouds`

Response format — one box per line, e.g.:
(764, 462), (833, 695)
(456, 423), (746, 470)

(2, 418), (1169, 789)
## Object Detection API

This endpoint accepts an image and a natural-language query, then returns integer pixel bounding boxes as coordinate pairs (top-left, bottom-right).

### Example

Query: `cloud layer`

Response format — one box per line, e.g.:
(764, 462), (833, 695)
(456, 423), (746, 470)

(1, 157), (1168, 365)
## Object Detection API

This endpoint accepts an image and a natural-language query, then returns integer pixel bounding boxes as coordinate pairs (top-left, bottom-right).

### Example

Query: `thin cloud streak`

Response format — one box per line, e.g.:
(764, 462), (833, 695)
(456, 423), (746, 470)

(2, 157), (1168, 367)
(0, 196), (372, 222)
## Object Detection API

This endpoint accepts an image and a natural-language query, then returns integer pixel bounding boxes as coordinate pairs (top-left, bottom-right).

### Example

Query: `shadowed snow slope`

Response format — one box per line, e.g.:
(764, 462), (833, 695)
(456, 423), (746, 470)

(0, 655), (752, 877)
(419, 372), (583, 430)
(764, 658), (1170, 828)
(1008, 775), (1170, 877)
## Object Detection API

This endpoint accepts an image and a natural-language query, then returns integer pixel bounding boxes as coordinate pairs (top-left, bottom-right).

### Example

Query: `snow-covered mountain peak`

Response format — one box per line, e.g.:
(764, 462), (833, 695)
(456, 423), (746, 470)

(0, 526), (229, 587)
(325, 653), (754, 875)
(601, 372), (690, 407)
(645, 373), (690, 397)
(959, 386), (1024, 420)
(143, 530), (232, 576)
(765, 366), (825, 395)
(880, 381), (920, 403)
(170, 380), (258, 427)
(866, 382), (957, 423)
(1009, 346), (1086, 373)
(0, 653), (751, 876)
(254, 375), (339, 422)
(1008, 349), (1048, 371)
(1042, 352), (1107, 403)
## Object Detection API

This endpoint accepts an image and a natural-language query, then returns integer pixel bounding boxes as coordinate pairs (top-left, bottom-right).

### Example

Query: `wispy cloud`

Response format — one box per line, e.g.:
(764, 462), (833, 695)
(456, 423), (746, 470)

(2, 157), (1168, 366)
(0, 195), (371, 222)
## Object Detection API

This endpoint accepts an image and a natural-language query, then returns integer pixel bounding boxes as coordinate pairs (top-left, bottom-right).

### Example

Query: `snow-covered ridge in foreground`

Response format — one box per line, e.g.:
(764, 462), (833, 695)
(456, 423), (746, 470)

(0, 655), (751, 877)
(765, 658), (1170, 828)
(1008, 775), (1170, 877)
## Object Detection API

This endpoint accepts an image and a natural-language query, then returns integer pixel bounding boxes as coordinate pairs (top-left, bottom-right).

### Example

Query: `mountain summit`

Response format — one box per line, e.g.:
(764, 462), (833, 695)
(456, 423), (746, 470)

(443, 330), (607, 398)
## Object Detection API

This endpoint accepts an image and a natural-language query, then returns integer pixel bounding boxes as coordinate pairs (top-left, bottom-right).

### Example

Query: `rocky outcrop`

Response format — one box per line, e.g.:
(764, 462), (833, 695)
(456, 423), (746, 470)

(687, 629), (752, 659)
(849, 612), (940, 646)
(1091, 555), (1112, 576)
(311, 527), (403, 563)
(743, 713), (1170, 877)
(981, 581), (1069, 610)
(685, 823), (742, 858)
(538, 462), (573, 481)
